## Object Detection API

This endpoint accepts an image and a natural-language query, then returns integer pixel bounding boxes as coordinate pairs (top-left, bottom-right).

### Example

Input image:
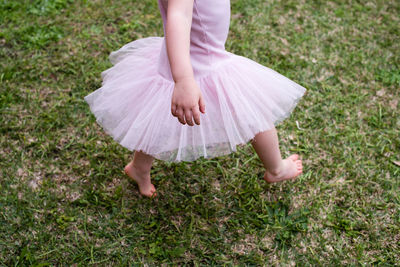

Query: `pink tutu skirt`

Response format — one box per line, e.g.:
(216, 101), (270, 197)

(84, 37), (306, 162)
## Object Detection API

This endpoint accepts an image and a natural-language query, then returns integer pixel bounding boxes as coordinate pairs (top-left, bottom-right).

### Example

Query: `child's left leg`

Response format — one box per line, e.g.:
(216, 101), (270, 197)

(250, 127), (303, 183)
(124, 150), (157, 198)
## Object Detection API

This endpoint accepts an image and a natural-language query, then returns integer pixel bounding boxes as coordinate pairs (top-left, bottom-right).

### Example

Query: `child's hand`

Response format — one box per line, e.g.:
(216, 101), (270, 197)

(171, 76), (206, 126)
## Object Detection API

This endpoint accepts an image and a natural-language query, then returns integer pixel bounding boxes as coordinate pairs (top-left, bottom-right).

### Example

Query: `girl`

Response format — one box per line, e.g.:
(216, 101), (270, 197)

(84, 0), (306, 198)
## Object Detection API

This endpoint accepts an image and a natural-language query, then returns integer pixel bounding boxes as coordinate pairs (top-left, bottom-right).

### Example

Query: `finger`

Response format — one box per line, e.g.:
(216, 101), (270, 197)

(176, 108), (186, 125)
(199, 94), (206, 113)
(192, 105), (201, 125)
(184, 109), (194, 126)
(171, 104), (177, 117)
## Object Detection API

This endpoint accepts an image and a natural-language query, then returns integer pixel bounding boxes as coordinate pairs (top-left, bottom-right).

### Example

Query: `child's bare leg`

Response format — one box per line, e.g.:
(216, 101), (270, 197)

(250, 127), (302, 183)
(124, 150), (157, 197)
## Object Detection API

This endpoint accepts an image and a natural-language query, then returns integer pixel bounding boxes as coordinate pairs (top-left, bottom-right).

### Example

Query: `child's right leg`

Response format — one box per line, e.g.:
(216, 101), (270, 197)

(251, 127), (302, 183)
(124, 150), (157, 197)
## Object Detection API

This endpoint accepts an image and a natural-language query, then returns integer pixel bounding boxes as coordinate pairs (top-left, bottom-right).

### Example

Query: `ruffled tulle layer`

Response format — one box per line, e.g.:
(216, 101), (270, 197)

(84, 37), (306, 162)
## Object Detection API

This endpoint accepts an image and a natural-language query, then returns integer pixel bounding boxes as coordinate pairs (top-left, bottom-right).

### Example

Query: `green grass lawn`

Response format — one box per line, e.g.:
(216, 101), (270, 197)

(1, 0), (399, 265)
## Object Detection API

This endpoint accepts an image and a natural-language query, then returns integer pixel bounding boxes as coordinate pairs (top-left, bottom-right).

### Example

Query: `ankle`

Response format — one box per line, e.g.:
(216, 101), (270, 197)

(267, 162), (284, 176)
(131, 162), (151, 175)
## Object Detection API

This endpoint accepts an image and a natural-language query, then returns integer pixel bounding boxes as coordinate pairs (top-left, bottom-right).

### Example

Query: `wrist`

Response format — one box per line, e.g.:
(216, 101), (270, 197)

(174, 75), (195, 84)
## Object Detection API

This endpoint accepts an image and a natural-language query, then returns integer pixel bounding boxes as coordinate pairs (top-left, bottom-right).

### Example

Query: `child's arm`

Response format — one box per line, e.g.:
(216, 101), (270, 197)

(166, 0), (205, 126)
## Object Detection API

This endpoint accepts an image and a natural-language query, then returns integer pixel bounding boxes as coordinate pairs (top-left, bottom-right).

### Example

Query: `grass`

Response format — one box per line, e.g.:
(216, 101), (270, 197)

(1, 0), (399, 265)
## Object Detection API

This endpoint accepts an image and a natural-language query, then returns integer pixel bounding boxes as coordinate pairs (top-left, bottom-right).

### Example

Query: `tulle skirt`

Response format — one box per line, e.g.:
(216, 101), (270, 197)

(84, 37), (306, 162)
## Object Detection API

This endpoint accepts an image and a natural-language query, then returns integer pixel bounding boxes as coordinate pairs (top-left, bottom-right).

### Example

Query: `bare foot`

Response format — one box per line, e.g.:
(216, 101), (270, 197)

(124, 162), (157, 198)
(264, 154), (303, 183)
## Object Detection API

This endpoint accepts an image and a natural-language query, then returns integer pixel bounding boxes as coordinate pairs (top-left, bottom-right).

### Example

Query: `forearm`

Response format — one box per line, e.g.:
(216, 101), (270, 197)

(165, 0), (194, 83)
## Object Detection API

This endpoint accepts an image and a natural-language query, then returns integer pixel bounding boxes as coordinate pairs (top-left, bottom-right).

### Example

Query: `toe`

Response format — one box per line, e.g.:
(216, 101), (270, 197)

(289, 154), (299, 161)
(149, 185), (157, 197)
(297, 163), (303, 170)
(144, 191), (157, 198)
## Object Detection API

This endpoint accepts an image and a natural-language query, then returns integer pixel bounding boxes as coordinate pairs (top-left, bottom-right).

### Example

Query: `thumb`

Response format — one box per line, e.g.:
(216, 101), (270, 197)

(199, 94), (206, 114)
